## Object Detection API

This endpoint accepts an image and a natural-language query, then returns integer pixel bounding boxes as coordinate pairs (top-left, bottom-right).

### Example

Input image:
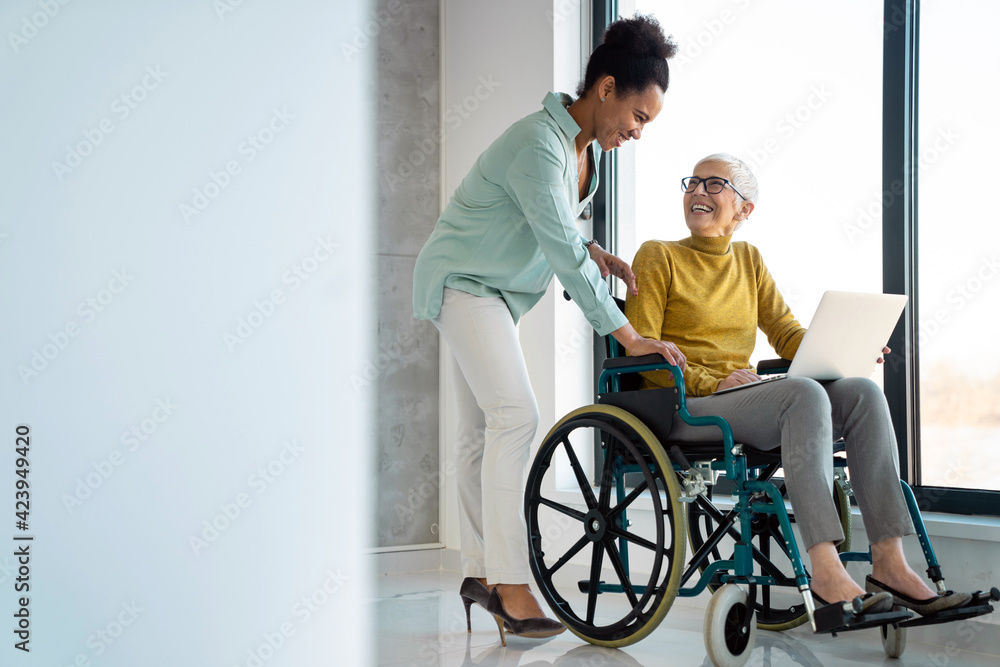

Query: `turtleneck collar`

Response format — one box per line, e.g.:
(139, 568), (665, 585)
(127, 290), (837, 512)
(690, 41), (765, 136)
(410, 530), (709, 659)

(685, 234), (733, 256)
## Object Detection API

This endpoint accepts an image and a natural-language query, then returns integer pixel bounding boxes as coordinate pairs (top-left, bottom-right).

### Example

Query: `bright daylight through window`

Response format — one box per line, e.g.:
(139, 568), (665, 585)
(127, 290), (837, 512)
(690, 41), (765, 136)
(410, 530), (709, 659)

(624, 0), (998, 494)
(630, 0), (883, 371)
(916, 0), (1000, 492)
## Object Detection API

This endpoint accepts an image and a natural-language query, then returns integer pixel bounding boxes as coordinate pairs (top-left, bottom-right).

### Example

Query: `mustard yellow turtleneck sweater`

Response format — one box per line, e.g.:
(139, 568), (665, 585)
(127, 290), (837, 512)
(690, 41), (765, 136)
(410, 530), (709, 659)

(625, 234), (806, 397)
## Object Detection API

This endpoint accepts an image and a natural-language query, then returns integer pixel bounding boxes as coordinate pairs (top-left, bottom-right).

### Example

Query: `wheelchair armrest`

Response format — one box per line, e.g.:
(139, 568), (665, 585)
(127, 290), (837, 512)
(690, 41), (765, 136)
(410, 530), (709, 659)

(602, 353), (671, 370)
(758, 358), (792, 374)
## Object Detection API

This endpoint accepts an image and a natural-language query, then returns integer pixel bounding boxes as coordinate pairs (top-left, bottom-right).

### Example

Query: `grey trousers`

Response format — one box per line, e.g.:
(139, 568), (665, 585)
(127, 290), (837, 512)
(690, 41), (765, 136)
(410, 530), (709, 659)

(669, 376), (915, 550)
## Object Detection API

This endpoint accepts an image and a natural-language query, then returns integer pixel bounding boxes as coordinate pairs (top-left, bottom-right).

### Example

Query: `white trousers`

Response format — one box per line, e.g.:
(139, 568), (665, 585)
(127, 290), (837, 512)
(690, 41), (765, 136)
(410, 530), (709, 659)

(432, 288), (539, 584)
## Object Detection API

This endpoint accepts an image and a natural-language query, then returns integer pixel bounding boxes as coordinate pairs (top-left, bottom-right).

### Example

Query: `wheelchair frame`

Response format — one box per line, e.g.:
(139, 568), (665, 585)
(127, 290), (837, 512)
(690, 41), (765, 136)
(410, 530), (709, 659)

(525, 337), (997, 664)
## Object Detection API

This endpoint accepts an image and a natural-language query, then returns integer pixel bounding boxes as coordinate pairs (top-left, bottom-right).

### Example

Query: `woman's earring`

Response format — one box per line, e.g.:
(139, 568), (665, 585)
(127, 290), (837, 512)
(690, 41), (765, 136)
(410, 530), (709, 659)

(601, 97), (605, 102)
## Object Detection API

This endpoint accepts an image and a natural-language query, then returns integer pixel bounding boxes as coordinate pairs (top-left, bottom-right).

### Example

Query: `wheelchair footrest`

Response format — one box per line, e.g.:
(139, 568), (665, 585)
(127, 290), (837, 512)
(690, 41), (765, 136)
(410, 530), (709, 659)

(898, 601), (995, 628)
(813, 606), (913, 635)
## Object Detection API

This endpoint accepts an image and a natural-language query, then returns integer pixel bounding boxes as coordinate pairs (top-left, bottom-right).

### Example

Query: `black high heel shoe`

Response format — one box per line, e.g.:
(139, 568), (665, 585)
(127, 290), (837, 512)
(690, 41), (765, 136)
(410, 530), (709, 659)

(459, 578), (491, 633)
(484, 588), (565, 647)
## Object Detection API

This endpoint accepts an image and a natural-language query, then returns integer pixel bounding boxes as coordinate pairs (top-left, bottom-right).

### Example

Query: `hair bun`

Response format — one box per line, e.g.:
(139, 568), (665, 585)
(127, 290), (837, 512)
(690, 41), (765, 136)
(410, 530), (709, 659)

(602, 13), (677, 60)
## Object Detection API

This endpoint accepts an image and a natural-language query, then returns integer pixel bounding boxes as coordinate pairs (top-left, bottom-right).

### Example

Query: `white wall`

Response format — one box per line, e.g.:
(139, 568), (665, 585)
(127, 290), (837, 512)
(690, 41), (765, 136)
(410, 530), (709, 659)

(1, 1), (374, 664)
(439, 0), (597, 557)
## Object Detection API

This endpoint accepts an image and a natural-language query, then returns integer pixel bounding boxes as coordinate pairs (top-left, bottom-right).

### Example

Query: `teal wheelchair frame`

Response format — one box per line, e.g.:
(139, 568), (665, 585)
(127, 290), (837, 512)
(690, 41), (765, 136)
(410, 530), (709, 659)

(524, 308), (997, 664)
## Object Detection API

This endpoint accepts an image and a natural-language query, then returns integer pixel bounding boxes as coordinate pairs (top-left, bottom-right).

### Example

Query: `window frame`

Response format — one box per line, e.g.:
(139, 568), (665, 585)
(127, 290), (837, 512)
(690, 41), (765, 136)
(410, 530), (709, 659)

(883, 0), (1000, 515)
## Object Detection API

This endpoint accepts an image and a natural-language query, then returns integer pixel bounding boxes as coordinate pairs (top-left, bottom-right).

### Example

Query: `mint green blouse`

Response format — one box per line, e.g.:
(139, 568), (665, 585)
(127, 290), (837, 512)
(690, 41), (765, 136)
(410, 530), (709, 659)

(412, 92), (628, 336)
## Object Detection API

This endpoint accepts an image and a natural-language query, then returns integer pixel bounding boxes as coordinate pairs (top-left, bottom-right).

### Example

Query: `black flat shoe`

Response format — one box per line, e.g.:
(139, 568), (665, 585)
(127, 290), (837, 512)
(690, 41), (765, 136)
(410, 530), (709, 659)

(812, 590), (894, 615)
(485, 588), (565, 646)
(459, 577), (491, 633)
(865, 575), (972, 615)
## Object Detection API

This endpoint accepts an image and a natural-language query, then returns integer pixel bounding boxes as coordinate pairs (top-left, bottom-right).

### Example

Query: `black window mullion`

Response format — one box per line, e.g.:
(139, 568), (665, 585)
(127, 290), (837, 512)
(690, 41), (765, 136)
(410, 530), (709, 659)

(882, 0), (919, 484)
(591, 0), (618, 482)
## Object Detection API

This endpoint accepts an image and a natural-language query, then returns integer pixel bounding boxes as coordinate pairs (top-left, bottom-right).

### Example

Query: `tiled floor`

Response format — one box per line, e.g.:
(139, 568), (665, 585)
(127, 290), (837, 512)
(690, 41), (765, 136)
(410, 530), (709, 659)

(374, 569), (1000, 666)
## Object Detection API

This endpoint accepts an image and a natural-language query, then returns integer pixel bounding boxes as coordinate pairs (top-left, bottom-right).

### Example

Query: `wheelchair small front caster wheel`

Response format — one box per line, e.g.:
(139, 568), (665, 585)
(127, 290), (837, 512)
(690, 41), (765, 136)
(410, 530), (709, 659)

(705, 584), (756, 667)
(880, 607), (907, 659)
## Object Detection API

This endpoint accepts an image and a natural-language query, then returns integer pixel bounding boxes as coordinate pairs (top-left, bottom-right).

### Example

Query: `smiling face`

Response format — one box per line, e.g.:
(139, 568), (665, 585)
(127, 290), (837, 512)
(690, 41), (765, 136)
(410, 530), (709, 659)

(593, 81), (665, 151)
(683, 160), (753, 237)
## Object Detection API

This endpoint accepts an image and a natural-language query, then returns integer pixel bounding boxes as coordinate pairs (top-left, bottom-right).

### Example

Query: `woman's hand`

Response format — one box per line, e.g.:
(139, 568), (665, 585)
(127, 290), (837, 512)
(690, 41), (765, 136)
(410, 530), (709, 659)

(611, 323), (686, 371)
(876, 346), (891, 364)
(588, 243), (638, 295)
(716, 369), (761, 392)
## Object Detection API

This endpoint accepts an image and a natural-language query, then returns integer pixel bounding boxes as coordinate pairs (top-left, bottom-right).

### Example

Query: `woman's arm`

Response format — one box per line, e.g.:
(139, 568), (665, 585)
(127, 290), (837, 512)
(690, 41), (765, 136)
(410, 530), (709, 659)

(504, 141), (627, 336)
(587, 241), (638, 295)
(610, 322), (686, 371)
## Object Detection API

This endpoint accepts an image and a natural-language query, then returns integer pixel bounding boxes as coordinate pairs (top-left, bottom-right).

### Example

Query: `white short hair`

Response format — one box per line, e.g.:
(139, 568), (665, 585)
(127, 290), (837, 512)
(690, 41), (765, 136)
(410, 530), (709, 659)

(695, 153), (759, 205)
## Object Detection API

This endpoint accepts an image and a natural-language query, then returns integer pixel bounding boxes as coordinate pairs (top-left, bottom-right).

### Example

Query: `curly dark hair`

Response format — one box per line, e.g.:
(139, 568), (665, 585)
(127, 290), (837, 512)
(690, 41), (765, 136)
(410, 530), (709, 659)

(576, 13), (677, 98)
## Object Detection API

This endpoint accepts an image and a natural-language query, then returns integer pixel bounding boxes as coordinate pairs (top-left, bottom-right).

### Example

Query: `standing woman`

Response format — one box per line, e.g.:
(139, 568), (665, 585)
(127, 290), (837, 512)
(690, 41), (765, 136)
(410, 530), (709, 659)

(413, 15), (683, 641)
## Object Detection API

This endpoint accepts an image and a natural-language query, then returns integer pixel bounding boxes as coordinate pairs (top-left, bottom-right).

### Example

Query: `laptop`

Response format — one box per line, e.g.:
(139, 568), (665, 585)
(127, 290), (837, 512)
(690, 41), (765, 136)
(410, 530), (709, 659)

(711, 290), (908, 396)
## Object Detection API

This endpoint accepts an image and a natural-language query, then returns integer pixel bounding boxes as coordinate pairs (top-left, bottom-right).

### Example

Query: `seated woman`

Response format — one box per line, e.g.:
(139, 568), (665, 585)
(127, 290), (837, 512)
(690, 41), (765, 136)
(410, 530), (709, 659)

(625, 152), (968, 615)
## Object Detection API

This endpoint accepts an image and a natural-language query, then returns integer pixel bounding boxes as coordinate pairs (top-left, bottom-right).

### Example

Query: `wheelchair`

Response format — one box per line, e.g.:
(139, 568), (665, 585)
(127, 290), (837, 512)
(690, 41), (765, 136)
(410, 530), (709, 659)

(524, 296), (997, 666)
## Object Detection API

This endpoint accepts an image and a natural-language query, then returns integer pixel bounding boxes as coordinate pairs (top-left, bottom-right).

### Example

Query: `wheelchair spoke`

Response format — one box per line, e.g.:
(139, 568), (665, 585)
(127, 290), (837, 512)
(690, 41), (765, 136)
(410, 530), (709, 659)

(606, 524), (658, 552)
(537, 496), (587, 523)
(606, 478), (649, 522)
(545, 535), (590, 577)
(562, 437), (599, 510)
(604, 539), (640, 609)
(586, 541), (606, 625)
(597, 433), (620, 512)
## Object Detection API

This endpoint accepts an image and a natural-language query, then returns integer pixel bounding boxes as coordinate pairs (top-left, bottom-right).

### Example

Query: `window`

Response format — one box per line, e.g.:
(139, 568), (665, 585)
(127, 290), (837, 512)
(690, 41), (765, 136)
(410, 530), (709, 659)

(915, 0), (1000, 492)
(597, 0), (1000, 513)
(628, 0), (885, 369)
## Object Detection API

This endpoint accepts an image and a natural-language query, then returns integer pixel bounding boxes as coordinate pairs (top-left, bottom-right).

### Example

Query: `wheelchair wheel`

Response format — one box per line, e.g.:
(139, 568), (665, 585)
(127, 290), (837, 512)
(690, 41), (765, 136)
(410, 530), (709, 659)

(525, 404), (686, 647)
(880, 608), (907, 658)
(705, 583), (756, 667)
(688, 476), (853, 631)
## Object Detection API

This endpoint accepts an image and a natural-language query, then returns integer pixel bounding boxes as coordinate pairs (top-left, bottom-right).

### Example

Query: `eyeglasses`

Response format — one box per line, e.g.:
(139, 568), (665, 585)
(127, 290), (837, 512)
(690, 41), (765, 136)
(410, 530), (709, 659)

(681, 176), (747, 201)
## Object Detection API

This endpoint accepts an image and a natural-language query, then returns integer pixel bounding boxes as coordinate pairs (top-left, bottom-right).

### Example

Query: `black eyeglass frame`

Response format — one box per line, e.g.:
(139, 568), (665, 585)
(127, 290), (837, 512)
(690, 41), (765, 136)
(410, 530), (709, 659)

(681, 176), (747, 201)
